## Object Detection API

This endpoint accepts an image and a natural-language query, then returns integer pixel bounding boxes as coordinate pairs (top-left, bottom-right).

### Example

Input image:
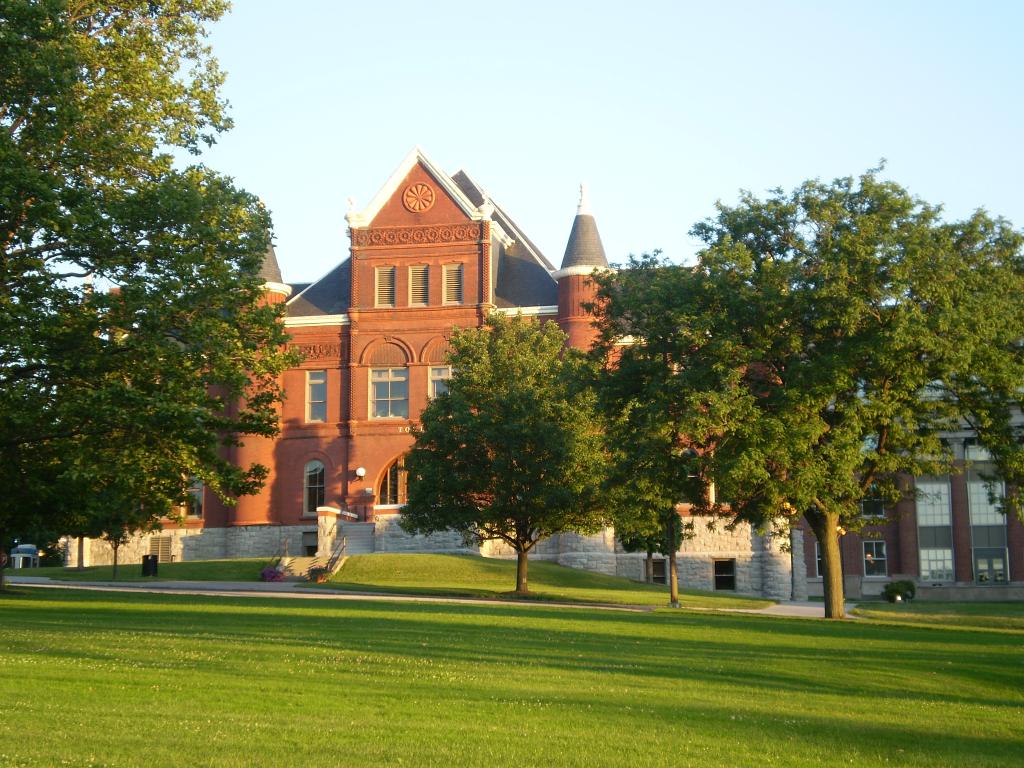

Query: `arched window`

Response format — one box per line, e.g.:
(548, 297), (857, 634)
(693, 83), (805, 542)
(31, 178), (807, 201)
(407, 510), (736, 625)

(378, 458), (407, 506)
(304, 461), (325, 515)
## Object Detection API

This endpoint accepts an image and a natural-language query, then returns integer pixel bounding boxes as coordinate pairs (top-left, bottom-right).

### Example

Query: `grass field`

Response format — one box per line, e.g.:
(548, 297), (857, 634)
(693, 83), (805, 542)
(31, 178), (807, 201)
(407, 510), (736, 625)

(24, 553), (771, 609)
(323, 554), (772, 609)
(0, 588), (1020, 767)
(851, 600), (1024, 632)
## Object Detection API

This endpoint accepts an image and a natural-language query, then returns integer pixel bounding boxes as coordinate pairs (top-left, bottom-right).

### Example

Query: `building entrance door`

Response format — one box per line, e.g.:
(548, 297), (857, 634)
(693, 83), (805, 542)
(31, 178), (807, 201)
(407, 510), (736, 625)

(973, 548), (1008, 583)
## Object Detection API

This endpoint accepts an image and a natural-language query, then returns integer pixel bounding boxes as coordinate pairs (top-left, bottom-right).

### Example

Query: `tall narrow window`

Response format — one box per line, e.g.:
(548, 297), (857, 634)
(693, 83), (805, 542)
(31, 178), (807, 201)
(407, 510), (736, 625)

(307, 370), (327, 422)
(443, 263), (463, 305)
(379, 458), (407, 506)
(863, 541), (887, 577)
(186, 477), (204, 518)
(429, 366), (452, 398)
(370, 368), (409, 418)
(304, 461), (325, 515)
(409, 265), (429, 305)
(375, 266), (395, 307)
(916, 475), (954, 582)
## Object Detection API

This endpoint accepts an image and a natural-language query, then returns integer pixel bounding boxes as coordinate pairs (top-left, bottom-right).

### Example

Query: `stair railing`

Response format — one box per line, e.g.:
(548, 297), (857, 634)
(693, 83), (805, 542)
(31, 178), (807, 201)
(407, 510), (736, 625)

(326, 535), (347, 575)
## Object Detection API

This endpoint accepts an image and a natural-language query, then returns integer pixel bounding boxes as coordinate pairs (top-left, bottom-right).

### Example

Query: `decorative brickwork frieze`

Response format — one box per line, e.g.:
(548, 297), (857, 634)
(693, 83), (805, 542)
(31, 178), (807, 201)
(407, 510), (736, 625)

(351, 222), (485, 248)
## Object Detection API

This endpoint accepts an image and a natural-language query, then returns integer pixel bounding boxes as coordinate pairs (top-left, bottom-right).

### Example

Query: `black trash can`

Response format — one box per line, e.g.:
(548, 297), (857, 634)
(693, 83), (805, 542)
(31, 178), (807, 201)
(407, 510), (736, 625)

(141, 554), (158, 577)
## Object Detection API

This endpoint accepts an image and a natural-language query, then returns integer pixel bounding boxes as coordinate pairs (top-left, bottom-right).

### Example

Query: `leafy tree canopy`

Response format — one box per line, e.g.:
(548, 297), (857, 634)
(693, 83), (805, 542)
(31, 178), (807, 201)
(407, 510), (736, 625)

(594, 169), (1024, 618)
(402, 313), (609, 594)
(0, 1), (294, 574)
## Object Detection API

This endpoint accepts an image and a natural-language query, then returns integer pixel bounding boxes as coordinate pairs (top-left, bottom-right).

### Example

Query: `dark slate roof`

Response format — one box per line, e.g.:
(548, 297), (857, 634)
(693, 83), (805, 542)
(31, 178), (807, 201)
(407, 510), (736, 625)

(259, 242), (284, 283)
(286, 260), (351, 316)
(288, 282), (311, 295)
(493, 242), (558, 308)
(561, 214), (608, 270)
(450, 170), (557, 308)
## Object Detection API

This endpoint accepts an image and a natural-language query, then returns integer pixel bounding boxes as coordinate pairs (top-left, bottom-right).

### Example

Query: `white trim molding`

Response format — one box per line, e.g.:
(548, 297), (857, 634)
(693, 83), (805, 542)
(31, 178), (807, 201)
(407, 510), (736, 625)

(494, 305), (558, 317)
(550, 265), (614, 281)
(284, 314), (350, 327)
(262, 281), (293, 297)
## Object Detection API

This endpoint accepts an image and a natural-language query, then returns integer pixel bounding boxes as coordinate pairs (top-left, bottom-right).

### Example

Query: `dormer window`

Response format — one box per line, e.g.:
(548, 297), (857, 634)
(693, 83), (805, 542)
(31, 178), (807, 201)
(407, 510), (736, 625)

(443, 263), (463, 305)
(409, 265), (429, 305)
(375, 266), (395, 307)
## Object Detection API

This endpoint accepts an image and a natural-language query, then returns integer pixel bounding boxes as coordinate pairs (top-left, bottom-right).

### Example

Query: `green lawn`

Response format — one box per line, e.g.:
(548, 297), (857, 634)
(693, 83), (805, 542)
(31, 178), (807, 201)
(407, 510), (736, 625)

(322, 553), (771, 609)
(852, 600), (1024, 632)
(0, 588), (1020, 767)
(29, 558), (268, 582)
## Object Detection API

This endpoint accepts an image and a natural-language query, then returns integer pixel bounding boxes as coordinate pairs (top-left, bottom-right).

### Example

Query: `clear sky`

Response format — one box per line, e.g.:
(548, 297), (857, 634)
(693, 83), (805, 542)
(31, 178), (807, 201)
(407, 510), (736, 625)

(198, 1), (1024, 283)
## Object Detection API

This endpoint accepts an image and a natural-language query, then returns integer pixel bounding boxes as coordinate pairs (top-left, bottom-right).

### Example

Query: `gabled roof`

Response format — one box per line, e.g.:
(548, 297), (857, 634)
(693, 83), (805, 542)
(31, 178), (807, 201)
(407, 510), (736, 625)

(346, 147), (488, 228)
(286, 260), (351, 317)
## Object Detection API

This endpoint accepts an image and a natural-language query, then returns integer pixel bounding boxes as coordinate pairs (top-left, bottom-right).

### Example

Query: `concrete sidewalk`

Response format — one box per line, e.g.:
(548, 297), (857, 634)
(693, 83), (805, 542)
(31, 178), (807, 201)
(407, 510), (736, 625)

(5, 575), (855, 618)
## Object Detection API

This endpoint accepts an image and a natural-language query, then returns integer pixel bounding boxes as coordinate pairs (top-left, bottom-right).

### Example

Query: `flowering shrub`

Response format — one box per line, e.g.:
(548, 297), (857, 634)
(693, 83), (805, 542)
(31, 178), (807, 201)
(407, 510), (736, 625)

(260, 565), (285, 582)
(307, 566), (330, 584)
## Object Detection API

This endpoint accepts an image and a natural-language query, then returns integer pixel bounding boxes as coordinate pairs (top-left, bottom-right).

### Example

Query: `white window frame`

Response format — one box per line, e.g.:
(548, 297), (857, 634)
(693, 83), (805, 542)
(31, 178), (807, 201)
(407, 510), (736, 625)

(429, 365), (452, 399)
(370, 367), (409, 419)
(185, 477), (204, 519)
(863, 540), (888, 578)
(303, 460), (325, 517)
(306, 369), (327, 422)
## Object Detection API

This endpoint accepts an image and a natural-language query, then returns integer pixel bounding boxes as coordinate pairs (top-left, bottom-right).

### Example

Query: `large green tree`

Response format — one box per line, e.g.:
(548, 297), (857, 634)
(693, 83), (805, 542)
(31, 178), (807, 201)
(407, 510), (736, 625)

(593, 257), (740, 607)
(0, 1), (293, 586)
(402, 313), (609, 595)
(595, 171), (1024, 618)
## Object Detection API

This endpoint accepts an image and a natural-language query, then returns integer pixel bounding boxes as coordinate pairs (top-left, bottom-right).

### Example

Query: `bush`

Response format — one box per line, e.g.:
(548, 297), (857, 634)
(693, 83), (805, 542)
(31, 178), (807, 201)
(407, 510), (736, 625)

(883, 580), (916, 603)
(307, 566), (330, 584)
(260, 565), (285, 582)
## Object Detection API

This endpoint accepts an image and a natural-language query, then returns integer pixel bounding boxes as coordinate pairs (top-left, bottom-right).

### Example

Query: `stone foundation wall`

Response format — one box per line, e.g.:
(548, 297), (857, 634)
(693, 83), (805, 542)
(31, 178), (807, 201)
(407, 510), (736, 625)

(59, 515), (806, 600)
(372, 515), (475, 554)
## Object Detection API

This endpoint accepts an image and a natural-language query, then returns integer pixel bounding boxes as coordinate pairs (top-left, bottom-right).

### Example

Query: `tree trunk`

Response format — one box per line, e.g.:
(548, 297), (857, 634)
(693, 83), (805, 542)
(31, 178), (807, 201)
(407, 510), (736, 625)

(645, 545), (654, 583)
(667, 514), (680, 607)
(807, 509), (845, 619)
(77, 537), (85, 569)
(668, 549), (680, 607)
(515, 549), (529, 594)
(111, 543), (119, 580)
(0, 527), (6, 591)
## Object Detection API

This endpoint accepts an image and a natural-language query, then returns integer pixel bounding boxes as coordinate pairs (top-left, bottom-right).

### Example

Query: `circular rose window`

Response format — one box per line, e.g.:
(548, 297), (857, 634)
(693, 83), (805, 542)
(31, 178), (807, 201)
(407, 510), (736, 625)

(402, 182), (436, 213)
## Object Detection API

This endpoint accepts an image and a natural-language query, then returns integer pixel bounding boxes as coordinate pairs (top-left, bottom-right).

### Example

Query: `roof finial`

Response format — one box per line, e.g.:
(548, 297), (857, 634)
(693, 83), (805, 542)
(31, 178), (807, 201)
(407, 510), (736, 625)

(577, 183), (590, 215)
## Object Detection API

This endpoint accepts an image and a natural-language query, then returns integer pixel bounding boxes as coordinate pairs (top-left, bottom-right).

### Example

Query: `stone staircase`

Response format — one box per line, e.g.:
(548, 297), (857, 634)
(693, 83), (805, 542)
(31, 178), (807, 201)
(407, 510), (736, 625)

(278, 555), (321, 581)
(340, 522), (376, 554)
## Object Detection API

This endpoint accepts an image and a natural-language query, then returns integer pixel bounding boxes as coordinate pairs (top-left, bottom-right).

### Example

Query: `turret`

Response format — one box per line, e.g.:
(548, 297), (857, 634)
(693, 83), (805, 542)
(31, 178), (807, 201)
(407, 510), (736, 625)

(554, 185), (608, 351)
(232, 240), (291, 526)
(258, 242), (292, 306)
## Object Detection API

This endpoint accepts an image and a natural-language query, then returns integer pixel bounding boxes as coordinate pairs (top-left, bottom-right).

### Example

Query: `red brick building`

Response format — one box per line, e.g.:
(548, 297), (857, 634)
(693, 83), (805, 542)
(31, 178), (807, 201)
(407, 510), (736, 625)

(66, 149), (1022, 600)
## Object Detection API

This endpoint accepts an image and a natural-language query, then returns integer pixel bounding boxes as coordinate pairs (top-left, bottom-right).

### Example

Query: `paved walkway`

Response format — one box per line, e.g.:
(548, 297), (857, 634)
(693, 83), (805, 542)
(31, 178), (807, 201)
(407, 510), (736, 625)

(5, 575), (856, 618)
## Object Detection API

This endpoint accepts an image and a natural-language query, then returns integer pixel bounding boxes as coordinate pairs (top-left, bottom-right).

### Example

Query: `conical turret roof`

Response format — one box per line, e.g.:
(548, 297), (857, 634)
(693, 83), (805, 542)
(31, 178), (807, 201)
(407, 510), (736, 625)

(560, 184), (608, 270)
(258, 241), (284, 284)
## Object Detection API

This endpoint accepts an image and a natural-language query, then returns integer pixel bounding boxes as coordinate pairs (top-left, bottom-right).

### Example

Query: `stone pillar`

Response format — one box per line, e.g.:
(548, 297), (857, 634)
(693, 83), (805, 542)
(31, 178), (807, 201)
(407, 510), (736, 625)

(316, 507), (340, 557)
(757, 530), (795, 601)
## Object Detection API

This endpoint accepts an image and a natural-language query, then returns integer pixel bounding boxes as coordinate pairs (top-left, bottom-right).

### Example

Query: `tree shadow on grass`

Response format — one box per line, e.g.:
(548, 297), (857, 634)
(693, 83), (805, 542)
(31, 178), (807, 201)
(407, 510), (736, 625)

(4, 588), (1022, 714)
